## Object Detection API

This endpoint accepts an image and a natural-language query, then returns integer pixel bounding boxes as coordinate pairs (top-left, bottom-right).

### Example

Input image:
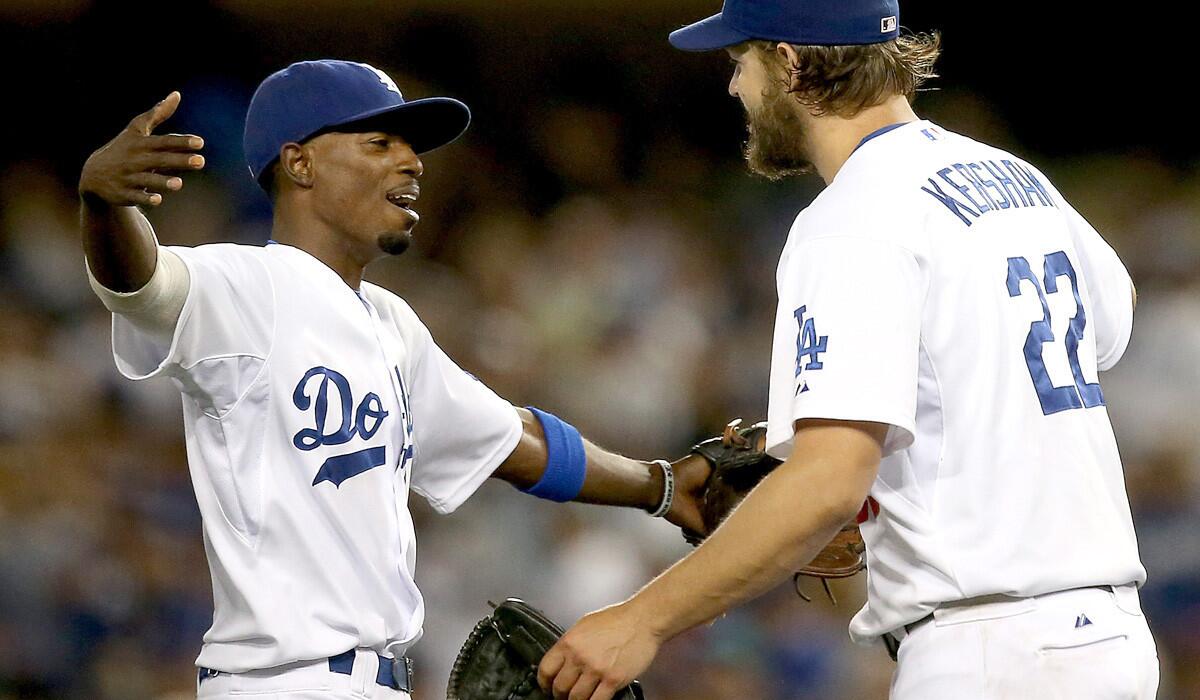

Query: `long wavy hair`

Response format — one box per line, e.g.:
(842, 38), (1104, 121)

(750, 31), (942, 118)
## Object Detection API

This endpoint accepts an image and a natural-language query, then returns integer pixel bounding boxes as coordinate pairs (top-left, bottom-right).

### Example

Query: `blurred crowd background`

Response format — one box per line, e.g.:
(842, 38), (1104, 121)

(2, 1), (1199, 698)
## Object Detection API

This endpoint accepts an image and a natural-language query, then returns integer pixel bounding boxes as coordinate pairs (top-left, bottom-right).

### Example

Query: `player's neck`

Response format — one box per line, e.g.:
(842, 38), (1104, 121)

(269, 209), (367, 290)
(808, 96), (920, 184)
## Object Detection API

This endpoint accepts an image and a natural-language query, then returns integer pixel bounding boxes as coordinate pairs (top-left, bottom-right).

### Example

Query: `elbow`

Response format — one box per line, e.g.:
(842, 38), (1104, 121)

(490, 408), (545, 487)
(777, 461), (872, 535)
(821, 460), (879, 527)
(829, 490), (868, 526)
(786, 418), (886, 528)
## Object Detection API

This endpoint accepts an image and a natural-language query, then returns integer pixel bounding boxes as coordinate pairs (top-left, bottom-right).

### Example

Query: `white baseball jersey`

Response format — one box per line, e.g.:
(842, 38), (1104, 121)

(764, 120), (1146, 644)
(111, 242), (522, 671)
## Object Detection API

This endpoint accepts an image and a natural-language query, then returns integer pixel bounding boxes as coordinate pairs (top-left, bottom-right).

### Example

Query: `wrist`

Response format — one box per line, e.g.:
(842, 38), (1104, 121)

(643, 460), (664, 512)
(645, 459), (674, 517)
(79, 187), (107, 208)
(623, 591), (670, 641)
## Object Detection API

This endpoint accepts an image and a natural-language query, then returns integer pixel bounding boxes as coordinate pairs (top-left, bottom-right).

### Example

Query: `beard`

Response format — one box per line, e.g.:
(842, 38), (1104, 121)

(376, 230), (412, 256)
(744, 81), (814, 180)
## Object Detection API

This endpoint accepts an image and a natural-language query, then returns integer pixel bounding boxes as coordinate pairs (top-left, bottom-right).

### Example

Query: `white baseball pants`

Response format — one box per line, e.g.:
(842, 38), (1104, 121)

(890, 584), (1159, 699)
(196, 649), (412, 700)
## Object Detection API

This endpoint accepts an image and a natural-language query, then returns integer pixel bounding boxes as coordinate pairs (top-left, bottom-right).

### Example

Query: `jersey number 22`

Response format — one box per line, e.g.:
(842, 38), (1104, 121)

(1006, 251), (1104, 415)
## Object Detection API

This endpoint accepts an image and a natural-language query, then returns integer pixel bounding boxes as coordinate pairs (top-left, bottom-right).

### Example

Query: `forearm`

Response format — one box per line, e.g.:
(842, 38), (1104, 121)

(576, 445), (660, 511)
(496, 408), (660, 511)
(80, 196), (159, 292)
(628, 426), (879, 640)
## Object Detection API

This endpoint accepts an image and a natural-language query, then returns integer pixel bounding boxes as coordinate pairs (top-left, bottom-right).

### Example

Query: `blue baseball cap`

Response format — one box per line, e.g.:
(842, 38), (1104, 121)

(243, 60), (471, 187)
(669, 0), (900, 51)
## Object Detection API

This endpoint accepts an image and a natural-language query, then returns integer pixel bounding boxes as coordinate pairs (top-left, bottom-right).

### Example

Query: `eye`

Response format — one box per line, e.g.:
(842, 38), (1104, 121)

(368, 137), (389, 149)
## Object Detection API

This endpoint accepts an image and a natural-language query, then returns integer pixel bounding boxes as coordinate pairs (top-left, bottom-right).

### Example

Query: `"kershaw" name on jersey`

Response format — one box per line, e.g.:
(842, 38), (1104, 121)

(920, 159), (1056, 227)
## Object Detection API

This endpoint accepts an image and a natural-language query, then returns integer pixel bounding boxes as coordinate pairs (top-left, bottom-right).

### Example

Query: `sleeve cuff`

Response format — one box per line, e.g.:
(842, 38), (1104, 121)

(766, 406), (916, 461)
(411, 408), (523, 515)
(1097, 273), (1134, 372)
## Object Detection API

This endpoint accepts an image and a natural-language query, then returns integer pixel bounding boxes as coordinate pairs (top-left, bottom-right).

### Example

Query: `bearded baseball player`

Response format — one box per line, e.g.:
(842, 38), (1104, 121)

(539, 1), (1160, 699)
(77, 60), (709, 699)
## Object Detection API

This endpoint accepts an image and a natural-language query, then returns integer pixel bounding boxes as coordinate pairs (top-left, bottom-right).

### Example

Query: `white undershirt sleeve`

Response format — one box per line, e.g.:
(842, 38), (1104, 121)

(86, 247), (191, 341)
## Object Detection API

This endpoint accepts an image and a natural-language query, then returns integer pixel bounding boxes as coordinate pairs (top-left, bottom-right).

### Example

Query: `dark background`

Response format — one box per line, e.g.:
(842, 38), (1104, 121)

(5, 1), (1200, 177)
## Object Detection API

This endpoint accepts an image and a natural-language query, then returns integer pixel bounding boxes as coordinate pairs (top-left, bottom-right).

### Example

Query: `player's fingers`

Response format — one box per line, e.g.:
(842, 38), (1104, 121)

(128, 91), (181, 135)
(567, 671), (601, 700)
(127, 171), (183, 193)
(121, 188), (164, 207)
(588, 677), (621, 700)
(551, 662), (583, 699)
(537, 647), (566, 692)
(142, 151), (206, 172)
(147, 134), (205, 151)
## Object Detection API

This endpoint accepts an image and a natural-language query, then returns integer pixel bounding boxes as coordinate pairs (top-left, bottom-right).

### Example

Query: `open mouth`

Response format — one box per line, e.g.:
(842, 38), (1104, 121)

(385, 188), (420, 223)
(386, 191), (417, 210)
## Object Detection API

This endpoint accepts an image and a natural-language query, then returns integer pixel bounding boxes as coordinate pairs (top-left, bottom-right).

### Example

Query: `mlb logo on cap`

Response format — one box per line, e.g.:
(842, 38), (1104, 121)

(669, 0), (902, 51)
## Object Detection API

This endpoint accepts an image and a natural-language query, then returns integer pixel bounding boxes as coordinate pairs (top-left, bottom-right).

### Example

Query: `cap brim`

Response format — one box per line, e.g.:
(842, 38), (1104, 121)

(668, 13), (753, 52)
(329, 97), (472, 154)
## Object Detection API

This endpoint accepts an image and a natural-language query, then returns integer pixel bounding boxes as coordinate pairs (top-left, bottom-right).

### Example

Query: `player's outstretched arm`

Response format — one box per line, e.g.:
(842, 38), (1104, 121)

(492, 408), (710, 535)
(79, 91), (205, 292)
(536, 418), (886, 700)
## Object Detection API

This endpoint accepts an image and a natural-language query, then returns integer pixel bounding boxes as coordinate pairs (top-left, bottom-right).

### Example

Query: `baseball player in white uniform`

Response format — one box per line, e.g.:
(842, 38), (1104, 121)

(540, 2), (1160, 699)
(77, 60), (709, 699)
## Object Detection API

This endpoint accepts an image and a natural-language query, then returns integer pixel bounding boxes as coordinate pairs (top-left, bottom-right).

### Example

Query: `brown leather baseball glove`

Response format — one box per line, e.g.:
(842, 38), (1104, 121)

(683, 419), (866, 602)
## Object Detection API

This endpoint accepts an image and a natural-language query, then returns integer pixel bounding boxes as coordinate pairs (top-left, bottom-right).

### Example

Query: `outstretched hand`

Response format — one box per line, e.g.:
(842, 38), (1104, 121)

(538, 602), (661, 700)
(78, 91), (206, 208)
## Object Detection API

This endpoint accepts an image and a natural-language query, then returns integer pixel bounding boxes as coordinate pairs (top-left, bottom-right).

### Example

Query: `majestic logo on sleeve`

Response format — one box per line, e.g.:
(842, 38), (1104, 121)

(292, 366), (409, 488)
(793, 305), (827, 395)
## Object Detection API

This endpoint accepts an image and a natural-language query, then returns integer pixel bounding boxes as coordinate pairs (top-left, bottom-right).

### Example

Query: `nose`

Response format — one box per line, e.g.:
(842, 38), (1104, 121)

(395, 141), (424, 178)
(728, 71), (738, 98)
(391, 138), (424, 178)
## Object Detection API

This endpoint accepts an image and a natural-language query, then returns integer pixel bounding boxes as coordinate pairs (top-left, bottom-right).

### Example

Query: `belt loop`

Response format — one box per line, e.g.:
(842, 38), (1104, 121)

(329, 649), (414, 692)
(351, 649), (372, 695)
(1110, 582), (1143, 616)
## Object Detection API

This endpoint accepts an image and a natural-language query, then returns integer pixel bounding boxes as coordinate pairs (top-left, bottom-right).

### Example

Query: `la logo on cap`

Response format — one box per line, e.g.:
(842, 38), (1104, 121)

(366, 65), (403, 97)
(881, 16), (898, 32)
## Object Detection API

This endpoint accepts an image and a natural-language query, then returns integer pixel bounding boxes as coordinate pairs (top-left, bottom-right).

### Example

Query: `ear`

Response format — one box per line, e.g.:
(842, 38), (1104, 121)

(278, 142), (315, 189)
(775, 42), (805, 95)
(776, 42), (800, 68)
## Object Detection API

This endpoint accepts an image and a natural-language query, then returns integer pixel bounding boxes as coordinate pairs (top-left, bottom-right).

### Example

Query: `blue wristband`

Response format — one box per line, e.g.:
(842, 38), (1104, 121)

(522, 407), (586, 502)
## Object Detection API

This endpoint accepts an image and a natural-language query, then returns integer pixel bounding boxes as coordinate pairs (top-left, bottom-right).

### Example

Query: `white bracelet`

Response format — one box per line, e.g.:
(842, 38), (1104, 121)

(648, 459), (675, 518)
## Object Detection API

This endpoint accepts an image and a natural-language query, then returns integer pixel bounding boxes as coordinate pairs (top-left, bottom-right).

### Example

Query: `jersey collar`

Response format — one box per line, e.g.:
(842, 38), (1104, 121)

(851, 121), (912, 155)
(265, 241), (365, 297)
